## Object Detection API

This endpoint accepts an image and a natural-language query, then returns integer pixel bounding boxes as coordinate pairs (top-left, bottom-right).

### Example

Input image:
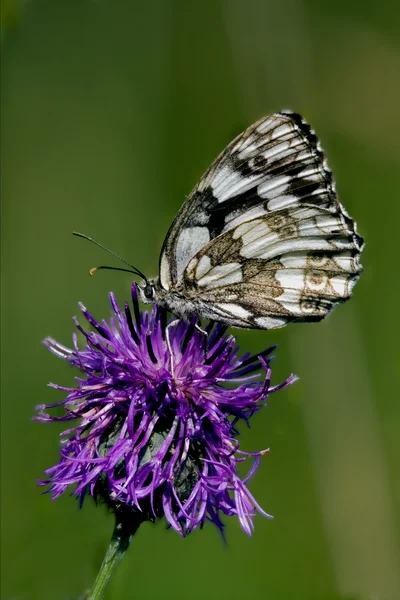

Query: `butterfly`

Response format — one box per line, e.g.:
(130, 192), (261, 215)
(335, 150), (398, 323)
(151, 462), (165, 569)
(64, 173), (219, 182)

(77, 111), (364, 330)
(133, 111), (364, 330)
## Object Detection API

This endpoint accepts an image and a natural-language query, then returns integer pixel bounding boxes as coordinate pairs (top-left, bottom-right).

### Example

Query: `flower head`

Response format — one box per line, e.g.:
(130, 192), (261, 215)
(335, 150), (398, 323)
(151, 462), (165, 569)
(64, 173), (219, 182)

(36, 284), (295, 536)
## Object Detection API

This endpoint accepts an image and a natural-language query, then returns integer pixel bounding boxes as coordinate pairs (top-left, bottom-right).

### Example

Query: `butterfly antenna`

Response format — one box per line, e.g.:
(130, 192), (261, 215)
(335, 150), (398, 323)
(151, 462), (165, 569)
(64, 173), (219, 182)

(73, 232), (148, 282)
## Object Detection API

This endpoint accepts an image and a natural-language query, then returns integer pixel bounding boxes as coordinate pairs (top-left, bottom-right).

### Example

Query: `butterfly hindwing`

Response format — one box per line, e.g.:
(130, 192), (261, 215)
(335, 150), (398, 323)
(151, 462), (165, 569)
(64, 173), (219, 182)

(183, 207), (362, 327)
(158, 111), (363, 329)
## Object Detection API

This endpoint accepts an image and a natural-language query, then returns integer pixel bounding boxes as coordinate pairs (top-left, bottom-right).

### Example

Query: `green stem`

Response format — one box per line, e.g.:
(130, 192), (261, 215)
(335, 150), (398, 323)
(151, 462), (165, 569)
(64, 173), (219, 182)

(87, 511), (142, 600)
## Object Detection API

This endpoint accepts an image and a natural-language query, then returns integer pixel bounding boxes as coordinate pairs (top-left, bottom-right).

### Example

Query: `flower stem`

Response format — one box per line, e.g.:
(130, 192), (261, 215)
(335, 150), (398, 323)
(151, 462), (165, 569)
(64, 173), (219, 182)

(87, 511), (142, 600)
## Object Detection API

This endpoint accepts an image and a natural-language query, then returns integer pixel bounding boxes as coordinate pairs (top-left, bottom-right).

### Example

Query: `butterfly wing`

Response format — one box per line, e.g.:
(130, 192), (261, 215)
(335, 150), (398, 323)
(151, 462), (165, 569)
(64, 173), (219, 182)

(159, 111), (363, 328)
(183, 206), (363, 328)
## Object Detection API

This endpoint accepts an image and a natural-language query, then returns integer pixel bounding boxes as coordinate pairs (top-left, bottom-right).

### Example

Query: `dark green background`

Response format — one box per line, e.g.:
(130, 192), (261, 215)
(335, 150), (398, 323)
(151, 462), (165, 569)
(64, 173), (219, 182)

(1, 1), (399, 599)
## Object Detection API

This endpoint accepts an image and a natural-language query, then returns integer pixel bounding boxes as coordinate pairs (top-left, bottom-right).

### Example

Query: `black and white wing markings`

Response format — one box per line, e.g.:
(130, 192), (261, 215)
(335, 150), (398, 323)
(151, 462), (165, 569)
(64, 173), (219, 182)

(157, 111), (363, 329)
(182, 204), (362, 328)
(159, 111), (362, 291)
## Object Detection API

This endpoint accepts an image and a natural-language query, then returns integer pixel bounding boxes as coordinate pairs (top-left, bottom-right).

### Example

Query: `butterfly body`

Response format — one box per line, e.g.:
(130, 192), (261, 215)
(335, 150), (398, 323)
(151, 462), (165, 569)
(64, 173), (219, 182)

(138, 111), (364, 330)
(139, 279), (202, 321)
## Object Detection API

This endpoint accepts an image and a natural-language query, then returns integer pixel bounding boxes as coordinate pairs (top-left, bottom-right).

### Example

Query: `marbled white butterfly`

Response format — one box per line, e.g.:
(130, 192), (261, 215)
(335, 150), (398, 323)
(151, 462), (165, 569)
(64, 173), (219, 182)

(78, 111), (364, 330)
(135, 111), (364, 329)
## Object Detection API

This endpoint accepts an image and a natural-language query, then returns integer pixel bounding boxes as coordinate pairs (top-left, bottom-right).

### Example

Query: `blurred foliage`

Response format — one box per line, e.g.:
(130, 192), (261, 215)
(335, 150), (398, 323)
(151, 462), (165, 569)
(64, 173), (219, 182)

(1, 0), (26, 37)
(1, 1), (400, 600)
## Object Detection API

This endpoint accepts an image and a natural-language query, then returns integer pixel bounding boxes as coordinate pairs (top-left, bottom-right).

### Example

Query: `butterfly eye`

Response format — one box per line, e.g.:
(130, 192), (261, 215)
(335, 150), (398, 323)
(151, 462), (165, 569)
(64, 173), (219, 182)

(144, 283), (155, 301)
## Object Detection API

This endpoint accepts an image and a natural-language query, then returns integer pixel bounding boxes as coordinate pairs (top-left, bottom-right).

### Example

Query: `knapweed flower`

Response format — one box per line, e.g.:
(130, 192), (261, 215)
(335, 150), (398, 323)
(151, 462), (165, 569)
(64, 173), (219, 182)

(36, 283), (295, 537)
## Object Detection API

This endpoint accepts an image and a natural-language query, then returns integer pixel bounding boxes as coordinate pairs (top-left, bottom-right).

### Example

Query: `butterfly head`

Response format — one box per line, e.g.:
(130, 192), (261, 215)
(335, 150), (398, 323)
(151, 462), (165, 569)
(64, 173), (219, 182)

(137, 278), (158, 304)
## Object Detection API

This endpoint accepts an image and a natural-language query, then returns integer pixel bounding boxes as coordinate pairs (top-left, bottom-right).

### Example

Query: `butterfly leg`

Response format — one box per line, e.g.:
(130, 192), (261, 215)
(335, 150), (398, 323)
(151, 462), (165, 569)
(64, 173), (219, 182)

(194, 323), (207, 336)
(194, 322), (208, 354)
(165, 319), (180, 377)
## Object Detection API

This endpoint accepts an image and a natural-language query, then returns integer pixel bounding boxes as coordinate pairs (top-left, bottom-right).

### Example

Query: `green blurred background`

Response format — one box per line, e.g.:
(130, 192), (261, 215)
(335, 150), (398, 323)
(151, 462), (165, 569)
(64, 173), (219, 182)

(1, 1), (400, 599)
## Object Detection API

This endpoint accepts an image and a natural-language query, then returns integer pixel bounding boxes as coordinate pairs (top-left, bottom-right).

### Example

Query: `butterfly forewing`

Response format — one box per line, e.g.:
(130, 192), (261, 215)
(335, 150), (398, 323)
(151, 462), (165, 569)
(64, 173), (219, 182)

(158, 111), (363, 329)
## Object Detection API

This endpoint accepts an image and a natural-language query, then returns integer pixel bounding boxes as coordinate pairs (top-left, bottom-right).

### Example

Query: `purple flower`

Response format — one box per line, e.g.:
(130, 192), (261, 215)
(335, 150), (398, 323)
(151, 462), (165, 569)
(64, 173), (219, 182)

(36, 284), (296, 537)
